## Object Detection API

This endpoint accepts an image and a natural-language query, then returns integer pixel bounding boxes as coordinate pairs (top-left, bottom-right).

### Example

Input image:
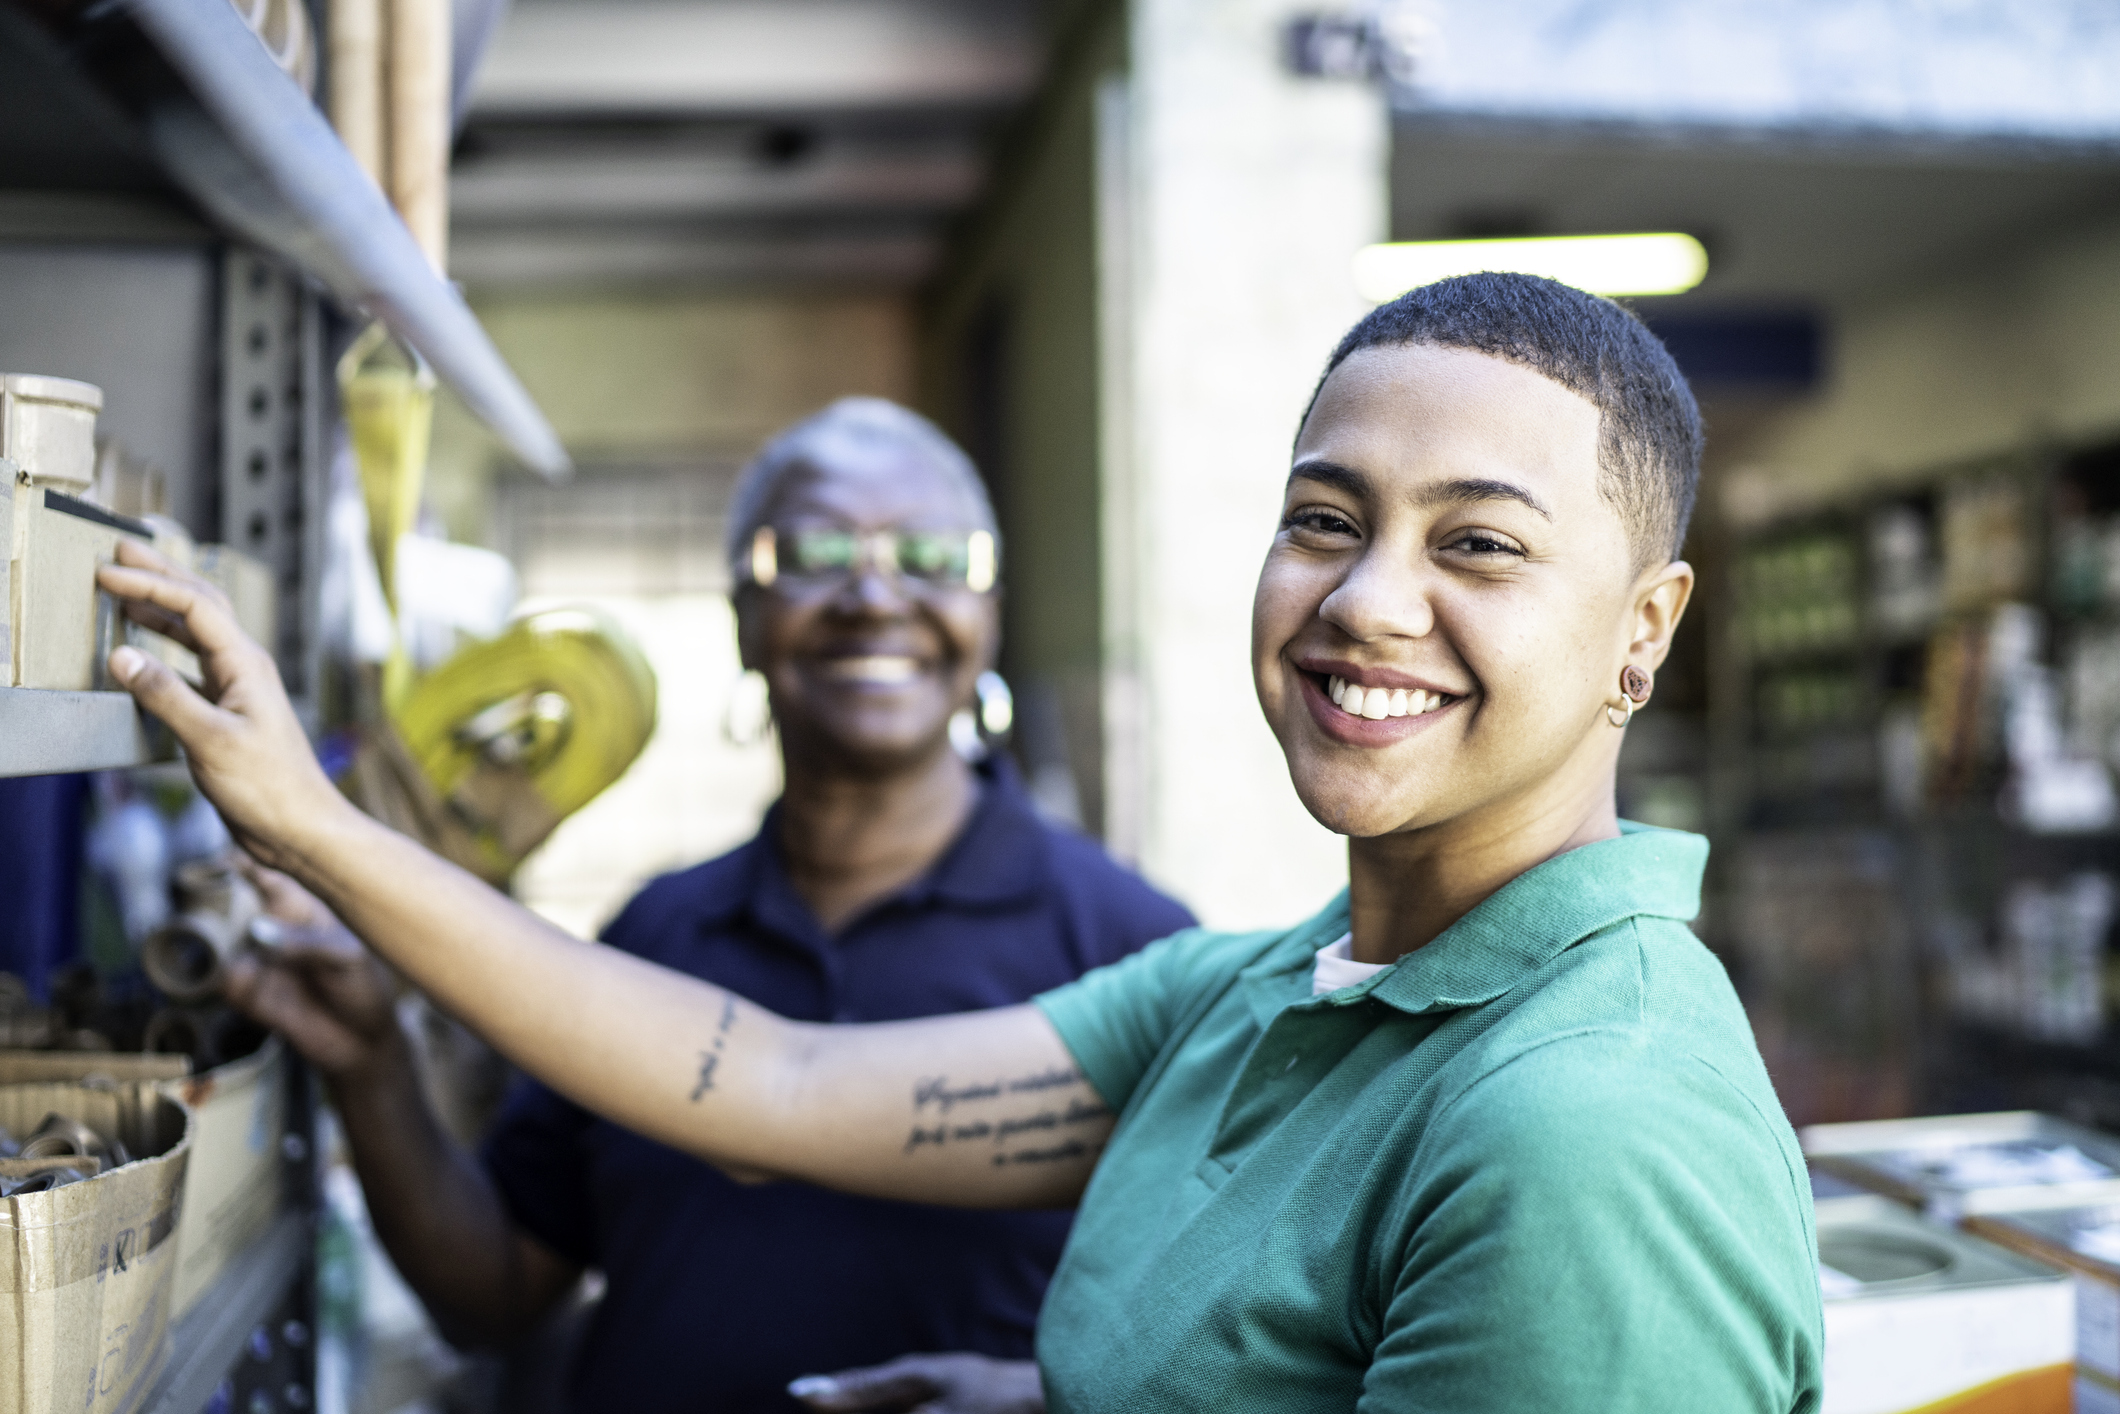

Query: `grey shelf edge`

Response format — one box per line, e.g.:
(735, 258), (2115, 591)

(143, 1209), (311, 1414)
(0, 686), (169, 777)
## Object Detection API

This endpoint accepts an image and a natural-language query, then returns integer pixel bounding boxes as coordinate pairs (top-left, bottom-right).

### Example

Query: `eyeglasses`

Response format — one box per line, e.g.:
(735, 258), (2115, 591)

(744, 525), (998, 594)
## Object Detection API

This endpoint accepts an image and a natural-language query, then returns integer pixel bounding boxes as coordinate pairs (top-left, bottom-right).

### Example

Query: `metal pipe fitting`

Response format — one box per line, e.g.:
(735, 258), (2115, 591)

(142, 1004), (259, 1072)
(18, 1112), (129, 1169)
(0, 1156), (104, 1196)
(140, 856), (263, 1002)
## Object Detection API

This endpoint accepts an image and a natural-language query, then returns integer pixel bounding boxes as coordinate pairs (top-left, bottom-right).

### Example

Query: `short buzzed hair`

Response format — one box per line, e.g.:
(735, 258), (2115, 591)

(724, 397), (998, 579)
(1304, 273), (1702, 569)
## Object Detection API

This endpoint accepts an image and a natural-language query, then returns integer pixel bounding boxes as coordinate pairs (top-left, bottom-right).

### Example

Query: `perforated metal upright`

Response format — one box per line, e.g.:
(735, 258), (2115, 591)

(218, 249), (327, 717)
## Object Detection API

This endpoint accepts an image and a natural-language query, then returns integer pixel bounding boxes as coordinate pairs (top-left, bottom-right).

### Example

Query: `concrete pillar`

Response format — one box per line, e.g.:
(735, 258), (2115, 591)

(1101, 0), (1388, 928)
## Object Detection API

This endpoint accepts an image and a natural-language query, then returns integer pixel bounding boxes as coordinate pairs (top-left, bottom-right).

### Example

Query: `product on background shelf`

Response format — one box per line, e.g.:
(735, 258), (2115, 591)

(2103, 520), (2120, 611)
(2001, 661), (2119, 833)
(1868, 502), (1940, 639)
(1877, 703), (1925, 818)
(1942, 474), (2034, 612)
(2066, 627), (2120, 767)
(1991, 874), (2117, 1045)
(1920, 619), (1989, 805)
(1740, 533), (1862, 660)
(1757, 669), (1865, 738)
(2051, 506), (2108, 617)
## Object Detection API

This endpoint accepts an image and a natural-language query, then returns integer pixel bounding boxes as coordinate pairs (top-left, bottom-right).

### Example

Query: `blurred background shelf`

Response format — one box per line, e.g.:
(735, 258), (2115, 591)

(0, 686), (167, 777)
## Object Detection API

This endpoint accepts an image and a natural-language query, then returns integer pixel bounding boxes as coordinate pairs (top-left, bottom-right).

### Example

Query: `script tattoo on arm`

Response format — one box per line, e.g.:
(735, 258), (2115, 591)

(688, 994), (740, 1102)
(901, 1065), (1112, 1167)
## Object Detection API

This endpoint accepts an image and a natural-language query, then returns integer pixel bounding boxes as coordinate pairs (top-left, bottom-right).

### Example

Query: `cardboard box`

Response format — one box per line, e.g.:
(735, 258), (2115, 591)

(0, 375), (102, 492)
(1817, 1193), (2073, 1414)
(1802, 1111), (2120, 1220)
(0, 1044), (285, 1321)
(0, 1055), (188, 1087)
(9, 488), (153, 692)
(0, 1081), (190, 1414)
(162, 1039), (286, 1318)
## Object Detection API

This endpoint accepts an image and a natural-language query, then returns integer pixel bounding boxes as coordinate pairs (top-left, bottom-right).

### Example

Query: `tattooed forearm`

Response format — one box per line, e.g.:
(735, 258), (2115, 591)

(900, 1091), (1110, 1158)
(914, 1066), (1084, 1112)
(1005, 1066), (1082, 1095)
(914, 1076), (1002, 1113)
(688, 994), (741, 1102)
(995, 1138), (1093, 1166)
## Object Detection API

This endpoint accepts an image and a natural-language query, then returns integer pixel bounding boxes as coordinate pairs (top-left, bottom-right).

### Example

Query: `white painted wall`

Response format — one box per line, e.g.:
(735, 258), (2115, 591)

(1724, 209), (2120, 522)
(1105, 0), (1388, 928)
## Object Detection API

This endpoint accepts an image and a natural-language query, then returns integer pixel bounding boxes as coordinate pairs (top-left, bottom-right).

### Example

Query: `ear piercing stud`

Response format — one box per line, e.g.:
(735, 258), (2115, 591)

(1608, 666), (1653, 728)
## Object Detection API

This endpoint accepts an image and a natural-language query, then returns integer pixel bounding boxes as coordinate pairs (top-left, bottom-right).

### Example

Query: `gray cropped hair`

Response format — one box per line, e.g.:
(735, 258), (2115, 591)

(724, 397), (998, 577)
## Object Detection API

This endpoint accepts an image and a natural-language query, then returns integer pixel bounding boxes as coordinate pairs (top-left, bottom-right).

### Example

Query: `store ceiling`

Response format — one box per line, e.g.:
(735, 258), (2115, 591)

(450, 0), (1046, 291)
(1390, 120), (2120, 310)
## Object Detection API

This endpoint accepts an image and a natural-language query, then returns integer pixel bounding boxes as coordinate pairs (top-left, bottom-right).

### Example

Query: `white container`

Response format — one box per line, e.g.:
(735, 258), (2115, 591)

(161, 1039), (287, 1319)
(0, 375), (102, 492)
(1967, 1203), (2120, 1411)
(1802, 1111), (2120, 1220)
(1817, 1193), (2074, 1414)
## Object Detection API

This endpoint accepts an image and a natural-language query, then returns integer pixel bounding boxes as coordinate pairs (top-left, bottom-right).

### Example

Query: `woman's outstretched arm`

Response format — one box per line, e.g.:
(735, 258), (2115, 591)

(96, 543), (1110, 1208)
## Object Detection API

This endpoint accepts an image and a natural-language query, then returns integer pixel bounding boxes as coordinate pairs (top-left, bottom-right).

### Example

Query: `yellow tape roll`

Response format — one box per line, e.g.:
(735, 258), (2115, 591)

(393, 607), (658, 871)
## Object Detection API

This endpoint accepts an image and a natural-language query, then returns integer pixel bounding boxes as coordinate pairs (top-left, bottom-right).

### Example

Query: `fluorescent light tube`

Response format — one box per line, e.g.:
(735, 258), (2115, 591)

(1352, 233), (1709, 302)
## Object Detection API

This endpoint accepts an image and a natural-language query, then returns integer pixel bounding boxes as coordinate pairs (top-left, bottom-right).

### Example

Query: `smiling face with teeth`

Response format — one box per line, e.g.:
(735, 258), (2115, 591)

(737, 450), (998, 776)
(1253, 342), (1695, 855)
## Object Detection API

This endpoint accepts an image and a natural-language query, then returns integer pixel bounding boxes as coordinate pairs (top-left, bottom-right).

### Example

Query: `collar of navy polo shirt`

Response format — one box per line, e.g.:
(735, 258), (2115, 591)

(1238, 823), (1707, 1025)
(690, 754), (1053, 957)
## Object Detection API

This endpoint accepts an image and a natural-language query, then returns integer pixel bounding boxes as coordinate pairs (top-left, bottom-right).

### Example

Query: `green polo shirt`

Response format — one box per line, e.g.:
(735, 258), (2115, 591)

(1033, 825), (1822, 1413)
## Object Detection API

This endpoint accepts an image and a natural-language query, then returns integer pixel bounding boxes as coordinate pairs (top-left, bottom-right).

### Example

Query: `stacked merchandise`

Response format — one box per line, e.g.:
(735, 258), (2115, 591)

(1806, 1111), (2120, 1412)
(1736, 530), (1868, 810)
(1724, 443), (2120, 1122)
(1814, 1192), (2072, 1414)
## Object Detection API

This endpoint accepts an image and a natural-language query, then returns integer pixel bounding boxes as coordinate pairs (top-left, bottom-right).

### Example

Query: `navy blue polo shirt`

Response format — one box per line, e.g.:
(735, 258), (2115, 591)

(482, 758), (1195, 1413)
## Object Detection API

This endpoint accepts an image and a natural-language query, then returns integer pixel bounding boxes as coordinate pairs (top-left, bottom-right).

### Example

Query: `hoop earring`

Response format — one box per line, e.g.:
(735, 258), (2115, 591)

(1606, 700), (1636, 729)
(722, 669), (774, 747)
(974, 671), (1013, 738)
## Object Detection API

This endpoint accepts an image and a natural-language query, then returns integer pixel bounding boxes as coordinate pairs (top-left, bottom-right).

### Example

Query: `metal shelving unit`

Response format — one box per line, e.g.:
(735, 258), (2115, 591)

(1716, 439), (2120, 1129)
(143, 1211), (314, 1414)
(142, 1046), (321, 1414)
(0, 0), (565, 1404)
(0, 686), (169, 777)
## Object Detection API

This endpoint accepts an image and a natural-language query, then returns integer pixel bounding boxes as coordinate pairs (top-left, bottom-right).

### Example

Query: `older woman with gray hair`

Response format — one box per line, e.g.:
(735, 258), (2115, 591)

(221, 398), (1195, 1413)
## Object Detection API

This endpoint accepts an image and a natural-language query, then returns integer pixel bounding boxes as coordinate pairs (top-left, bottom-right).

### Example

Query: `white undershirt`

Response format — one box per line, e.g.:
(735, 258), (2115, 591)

(1312, 933), (1392, 996)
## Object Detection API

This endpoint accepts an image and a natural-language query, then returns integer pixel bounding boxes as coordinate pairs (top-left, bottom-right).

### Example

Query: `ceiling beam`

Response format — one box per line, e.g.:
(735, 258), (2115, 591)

(452, 143), (983, 222)
(450, 225), (939, 289)
(470, 0), (1042, 117)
